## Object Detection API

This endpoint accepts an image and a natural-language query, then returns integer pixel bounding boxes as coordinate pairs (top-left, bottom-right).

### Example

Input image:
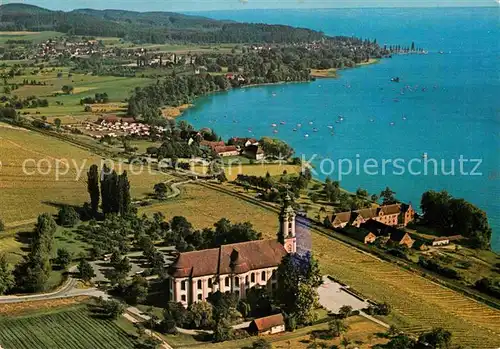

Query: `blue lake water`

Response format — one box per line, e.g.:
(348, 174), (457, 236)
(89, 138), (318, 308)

(182, 7), (500, 250)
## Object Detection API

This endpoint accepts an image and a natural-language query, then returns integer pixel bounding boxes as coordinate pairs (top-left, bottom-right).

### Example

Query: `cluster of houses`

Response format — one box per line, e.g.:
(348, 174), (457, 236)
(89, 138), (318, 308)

(329, 203), (417, 249)
(200, 137), (265, 160)
(35, 38), (104, 59)
(329, 203), (462, 250)
(82, 115), (166, 139)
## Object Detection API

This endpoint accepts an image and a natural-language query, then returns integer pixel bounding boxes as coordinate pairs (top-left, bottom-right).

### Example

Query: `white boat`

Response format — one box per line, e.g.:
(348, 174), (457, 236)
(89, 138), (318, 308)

(423, 152), (428, 159)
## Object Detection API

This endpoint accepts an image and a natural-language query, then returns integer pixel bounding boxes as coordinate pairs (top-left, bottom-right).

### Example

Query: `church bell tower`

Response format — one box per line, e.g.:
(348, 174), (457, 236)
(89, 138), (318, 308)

(278, 194), (297, 253)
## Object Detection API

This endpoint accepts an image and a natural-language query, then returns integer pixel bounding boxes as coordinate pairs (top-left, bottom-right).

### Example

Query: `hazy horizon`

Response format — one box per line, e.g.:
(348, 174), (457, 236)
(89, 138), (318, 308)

(2, 0), (497, 12)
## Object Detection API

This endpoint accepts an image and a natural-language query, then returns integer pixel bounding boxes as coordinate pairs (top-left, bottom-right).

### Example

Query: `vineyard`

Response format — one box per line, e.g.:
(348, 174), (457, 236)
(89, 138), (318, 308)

(0, 306), (137, 349)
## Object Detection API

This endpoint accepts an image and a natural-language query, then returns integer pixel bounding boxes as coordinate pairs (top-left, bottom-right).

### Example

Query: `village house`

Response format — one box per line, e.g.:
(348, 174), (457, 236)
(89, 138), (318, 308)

(360, 219), (414, 248)
(200, 140), (239, 157)
(330, 203), (415, 229)
(243, 144), (265, 160)
(167, 196), (297, 308)
(248, 313), (286, 336)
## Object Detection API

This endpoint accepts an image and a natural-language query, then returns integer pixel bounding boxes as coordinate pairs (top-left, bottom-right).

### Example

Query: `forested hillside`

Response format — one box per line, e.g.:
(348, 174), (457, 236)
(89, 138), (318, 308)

(0, 4), (326, 44)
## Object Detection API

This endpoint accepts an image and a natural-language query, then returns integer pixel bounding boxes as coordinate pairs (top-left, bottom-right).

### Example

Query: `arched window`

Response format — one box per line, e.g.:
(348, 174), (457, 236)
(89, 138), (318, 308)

(225, 276), (230, 287)
(181, 280), (186, 291)
(261, 271), (266, 281)
(251, 273), (255, 283)
(208, 278), (213, 288)
(197, 280), (202, 289)
(235, 277), (239, 286)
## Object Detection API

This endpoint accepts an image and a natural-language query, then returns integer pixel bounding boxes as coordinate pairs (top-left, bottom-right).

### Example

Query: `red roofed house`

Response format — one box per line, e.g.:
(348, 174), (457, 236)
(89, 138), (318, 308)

(249, 313), (285, 335)
(330, 204), (414, 229)
(213, 145), (239, 157)
(168, 196), (297, 307)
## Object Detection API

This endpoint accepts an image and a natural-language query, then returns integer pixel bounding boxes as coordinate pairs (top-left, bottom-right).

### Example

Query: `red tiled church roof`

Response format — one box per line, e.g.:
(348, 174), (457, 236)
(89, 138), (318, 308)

(169, 239), (287, 278)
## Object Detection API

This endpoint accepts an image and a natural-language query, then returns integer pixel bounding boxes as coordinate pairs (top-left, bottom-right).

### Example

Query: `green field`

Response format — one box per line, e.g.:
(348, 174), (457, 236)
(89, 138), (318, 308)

(1, 66), (151, 119)
(0, 31), (63, 45)
(0, 306), (137, 349)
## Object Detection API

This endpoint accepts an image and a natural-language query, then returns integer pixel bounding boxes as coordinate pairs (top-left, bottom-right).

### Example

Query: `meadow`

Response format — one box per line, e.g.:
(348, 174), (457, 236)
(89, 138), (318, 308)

(0, 305), (137, 349)
(0, 31), (63, 45)
(1, 66), (151, 120)
(145, 183), (500, 348)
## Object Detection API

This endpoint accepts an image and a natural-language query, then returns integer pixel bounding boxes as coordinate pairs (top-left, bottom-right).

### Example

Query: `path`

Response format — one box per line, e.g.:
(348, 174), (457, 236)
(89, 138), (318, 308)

(123, 311), (173, 349)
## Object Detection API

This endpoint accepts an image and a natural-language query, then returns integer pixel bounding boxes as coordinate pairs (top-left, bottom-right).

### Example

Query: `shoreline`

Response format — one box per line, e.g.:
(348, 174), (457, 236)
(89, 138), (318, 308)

(174, 58), (381, 119)
(310, 58), (380, 78)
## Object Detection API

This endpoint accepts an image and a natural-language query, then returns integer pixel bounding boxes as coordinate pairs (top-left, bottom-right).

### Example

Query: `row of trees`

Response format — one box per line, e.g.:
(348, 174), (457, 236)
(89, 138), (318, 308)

(0, 94), (49, 109)
(87, 164), (131, 216)
(420, 190), (492, 249)
(80, 92), (109, 104)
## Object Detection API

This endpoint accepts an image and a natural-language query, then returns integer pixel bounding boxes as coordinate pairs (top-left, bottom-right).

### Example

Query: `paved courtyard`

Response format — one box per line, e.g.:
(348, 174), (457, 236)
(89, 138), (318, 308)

(317, 276), (369, 313)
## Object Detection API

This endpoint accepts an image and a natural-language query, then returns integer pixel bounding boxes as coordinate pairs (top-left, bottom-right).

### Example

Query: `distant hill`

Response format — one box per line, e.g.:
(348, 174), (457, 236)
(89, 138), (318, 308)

(0, 3), (326, 44)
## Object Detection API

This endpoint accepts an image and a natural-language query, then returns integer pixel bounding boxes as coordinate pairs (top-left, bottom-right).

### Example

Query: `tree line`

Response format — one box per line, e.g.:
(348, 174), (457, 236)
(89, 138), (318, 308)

(420, 190), (492, 249)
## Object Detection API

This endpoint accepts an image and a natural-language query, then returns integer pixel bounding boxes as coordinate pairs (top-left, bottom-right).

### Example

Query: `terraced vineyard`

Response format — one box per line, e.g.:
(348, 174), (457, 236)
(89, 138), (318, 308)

(0, 306), (137, 349)
(313, 231), (500, 348)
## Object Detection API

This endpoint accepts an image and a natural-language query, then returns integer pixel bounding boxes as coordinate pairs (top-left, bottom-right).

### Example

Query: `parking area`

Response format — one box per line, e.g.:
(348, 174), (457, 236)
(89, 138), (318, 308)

(317, 276), (369, 313)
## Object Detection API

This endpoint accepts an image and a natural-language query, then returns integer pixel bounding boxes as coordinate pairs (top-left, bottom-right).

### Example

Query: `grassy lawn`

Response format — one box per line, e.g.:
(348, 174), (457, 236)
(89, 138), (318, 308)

(0, 305), (138, 349)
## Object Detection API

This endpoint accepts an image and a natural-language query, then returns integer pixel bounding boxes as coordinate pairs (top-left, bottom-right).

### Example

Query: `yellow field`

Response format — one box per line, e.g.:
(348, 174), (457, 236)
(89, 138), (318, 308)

(0, 126), (168, 227)
(191, 163), (300, 181)
(144, 184), (500, 348)
(139, 184), (279, 234)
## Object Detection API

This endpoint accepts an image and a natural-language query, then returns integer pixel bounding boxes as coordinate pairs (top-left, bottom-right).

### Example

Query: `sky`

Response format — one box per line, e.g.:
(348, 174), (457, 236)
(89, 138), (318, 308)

(5, 0), (497, 12)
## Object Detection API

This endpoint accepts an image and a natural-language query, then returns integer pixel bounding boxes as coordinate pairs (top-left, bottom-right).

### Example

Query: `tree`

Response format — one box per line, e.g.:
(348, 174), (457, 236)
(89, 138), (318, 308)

(118, 171), (131, 216)
(340, 337), (352, 349)
(0, 254), (15, 295)
(356, 188), (369, 199)
(380, 187), (397, 205)
(162, 301), (188, 332)
(328, 319), (349, 338)
(61, 85), (74, 94)
(338, 305), (353, 319)
(54, 118), (61, 129)
(213, 318), (233, 343)
(32, 213), (57, 255)
(13, 253), (51, 293)
(275, 252), (322, 325)
(78, 259), (95, 283)
(55, 248), (72, 270)
(58, 206), (79, 227)
(87, 164), (100, 215)
(417, 328), (452, 349)
(154, 183), (168, 200)
(189, 301), (213, 329)
(125, 275), (149, 305)
(102, 299), (125, 319)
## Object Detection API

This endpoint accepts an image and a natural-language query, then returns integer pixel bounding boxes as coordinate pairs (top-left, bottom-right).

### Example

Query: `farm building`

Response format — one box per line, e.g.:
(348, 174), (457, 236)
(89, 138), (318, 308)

(360, 219), (414, 248)
(329, 203), (415, 229)
(243, 144), (265, 160)
(432, 237), (450, 246)
(248, 313), (285, 335)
